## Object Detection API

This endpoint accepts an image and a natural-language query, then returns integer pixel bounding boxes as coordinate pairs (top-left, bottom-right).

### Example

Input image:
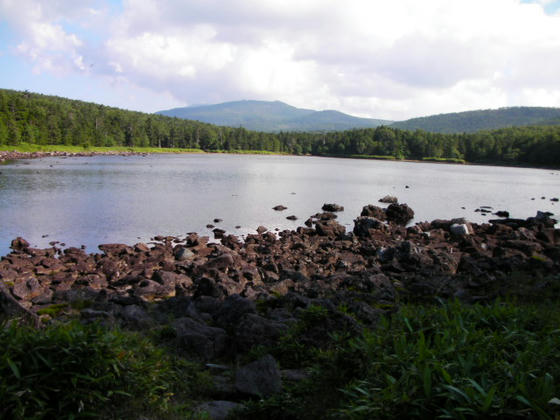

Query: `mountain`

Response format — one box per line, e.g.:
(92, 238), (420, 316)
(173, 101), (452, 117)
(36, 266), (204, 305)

(157, 100), (392, 132)
(390, 107), (560, 133)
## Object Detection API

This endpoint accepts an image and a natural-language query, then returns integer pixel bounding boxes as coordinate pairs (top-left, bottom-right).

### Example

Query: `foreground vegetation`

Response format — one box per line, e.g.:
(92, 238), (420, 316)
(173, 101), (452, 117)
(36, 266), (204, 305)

(1, 89), (560, 167)
(2, 300), (559, 419)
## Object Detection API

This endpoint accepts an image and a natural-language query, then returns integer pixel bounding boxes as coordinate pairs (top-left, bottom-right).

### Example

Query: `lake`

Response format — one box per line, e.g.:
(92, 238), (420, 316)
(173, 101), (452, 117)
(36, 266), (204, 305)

(0, 154), (558, 256)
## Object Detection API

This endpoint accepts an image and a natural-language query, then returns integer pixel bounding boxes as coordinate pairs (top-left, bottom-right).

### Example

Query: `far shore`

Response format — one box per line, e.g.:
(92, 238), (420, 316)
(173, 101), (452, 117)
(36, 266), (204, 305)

(1, 144), (558, 170)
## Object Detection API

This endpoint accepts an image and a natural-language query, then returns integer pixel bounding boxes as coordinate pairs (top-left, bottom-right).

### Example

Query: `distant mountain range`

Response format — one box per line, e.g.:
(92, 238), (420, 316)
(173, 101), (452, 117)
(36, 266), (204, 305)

(390, 107), (560, 133)
(157, 100), (392, 132)
(158, 101), (560, 133)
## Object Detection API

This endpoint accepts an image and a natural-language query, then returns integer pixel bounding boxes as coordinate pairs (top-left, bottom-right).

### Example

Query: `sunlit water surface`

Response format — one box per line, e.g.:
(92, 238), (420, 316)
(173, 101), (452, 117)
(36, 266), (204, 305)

(0, 154), (558, 256)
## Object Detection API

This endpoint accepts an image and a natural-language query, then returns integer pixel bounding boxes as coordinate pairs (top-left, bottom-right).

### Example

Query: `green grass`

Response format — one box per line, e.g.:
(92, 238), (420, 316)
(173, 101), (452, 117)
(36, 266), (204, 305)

(235, 299), (560, 419)
(422, 156), (466, 164)
(0, 321), (210, 419)
(0, 143), (204, 154)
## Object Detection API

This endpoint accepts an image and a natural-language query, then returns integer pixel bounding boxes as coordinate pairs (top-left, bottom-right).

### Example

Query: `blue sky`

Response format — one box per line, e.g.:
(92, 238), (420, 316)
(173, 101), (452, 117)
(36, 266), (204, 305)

(1, 0), (559, 120)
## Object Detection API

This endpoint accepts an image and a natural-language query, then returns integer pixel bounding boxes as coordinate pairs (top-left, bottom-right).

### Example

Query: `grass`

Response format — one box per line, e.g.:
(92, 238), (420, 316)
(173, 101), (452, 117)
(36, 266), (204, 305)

(2, 299), (559, 419)
(234, 299), (560, 419)
(422, 156), (466, 164)
(0, 321), (210, 419)
(0, 143), (204, 154)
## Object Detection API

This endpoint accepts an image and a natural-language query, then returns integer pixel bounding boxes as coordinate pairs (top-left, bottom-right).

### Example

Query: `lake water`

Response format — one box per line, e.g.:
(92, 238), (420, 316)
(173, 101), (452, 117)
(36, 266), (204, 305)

(0, 154), (558, 256)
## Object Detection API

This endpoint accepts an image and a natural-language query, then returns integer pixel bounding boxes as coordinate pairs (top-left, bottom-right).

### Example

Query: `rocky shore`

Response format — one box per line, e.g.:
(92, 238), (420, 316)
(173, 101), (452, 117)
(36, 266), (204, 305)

(1, 202), (559, 417)
(2, 200), (558, 327)
(0, 149), (141, 163)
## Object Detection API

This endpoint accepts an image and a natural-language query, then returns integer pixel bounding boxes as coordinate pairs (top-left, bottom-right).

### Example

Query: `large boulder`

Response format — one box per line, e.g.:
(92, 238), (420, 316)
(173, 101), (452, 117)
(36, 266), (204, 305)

(353, 216), (384, 237)
(173, 317), (227, 360)
(235, 354), (282, 397)
(385, 203), (414, 225)
(360, 204), (387, 220)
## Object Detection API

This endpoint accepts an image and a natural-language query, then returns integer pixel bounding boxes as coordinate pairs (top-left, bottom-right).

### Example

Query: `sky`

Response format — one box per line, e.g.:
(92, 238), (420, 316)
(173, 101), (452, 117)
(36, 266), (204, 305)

(1, 0), (560, 121)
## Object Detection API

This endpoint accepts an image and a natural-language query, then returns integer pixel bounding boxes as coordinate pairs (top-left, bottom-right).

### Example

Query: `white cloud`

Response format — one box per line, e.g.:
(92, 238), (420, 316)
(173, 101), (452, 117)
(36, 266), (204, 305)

(1, 0), (560, 119)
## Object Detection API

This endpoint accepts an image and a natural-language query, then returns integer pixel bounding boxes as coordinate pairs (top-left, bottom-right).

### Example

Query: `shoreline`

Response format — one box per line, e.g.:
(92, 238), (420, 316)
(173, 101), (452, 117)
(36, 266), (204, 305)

(2, 146), (559, 170)
(2, 202), (558, 321)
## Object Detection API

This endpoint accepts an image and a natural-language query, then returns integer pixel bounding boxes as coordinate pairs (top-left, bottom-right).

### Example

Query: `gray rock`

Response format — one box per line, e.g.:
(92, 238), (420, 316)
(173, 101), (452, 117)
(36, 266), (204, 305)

(196, 400), (243, 420)
(174, 247), (195, 261)
(214, 294), (256, 329)
(450, 223), (471, 236)
(173, 316), (227, 359)
(119, 304), (154, 329)
(234, 313), (288, 352)
(235, 354), (282, 397)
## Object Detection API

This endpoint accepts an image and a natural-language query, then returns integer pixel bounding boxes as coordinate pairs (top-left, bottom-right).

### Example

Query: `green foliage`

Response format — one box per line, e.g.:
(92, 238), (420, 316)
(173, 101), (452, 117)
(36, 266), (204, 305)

(238, 300), (560, 419)
(2, 88), (560, 167)
(0, 321), (198, 419)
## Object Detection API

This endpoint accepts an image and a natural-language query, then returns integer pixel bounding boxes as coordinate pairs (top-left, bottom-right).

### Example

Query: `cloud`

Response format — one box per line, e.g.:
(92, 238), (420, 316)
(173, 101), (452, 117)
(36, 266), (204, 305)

(1, 0), (560, 119)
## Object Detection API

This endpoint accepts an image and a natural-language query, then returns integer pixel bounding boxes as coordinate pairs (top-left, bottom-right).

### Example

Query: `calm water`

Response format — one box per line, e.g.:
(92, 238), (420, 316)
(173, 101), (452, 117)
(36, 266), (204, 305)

(0, 154), (558, 256)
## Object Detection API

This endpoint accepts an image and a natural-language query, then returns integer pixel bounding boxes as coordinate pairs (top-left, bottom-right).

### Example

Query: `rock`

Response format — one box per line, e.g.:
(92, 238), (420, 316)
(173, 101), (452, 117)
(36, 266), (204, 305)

(273, 205), (287, 211)
(360, 204), (386, 220)
(321, 203), (344, 212)
(10, 237), (30, 251)
(234, 313), (288, 351)
(118, 304), (154, 329)
(286, 215), (298, 220)
(551, 198), (559, 202)
(213, 228), (226, 239)
(175, 247), (195, 261)
(173, 317), (227, 360)
(12, 276), (44, 301)
(379, 195), (398, 204)
(214, 218), (223, 223)
(256, 226), (268, 234)
(235, 354), (282, 397)
(0, 282), (39, 325)
(214, 294), (256, 329)
(353, 216), (384, 237)
(450, 223), (472, 236)
(385, 203), (414, 225)
(495, 210), (510, 218)
(196, 401), (243, 420)
(134, 278), (175, 301)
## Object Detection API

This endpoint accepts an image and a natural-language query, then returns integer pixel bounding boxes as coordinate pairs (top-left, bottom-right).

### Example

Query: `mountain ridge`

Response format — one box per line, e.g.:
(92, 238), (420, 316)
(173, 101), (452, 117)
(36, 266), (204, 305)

(157, 100), (392, 132)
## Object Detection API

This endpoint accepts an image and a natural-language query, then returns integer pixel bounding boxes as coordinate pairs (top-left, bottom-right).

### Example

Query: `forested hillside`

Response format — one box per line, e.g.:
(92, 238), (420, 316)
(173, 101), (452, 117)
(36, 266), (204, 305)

(1, 89), (560, 167)
(391, 107), (560, 133)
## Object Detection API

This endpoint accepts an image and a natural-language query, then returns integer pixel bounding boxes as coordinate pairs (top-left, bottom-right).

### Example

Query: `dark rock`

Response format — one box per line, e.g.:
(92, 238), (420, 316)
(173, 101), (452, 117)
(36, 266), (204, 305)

(118, 304), (154, 329)
(321, 203), (344, 212)
(214, 218), (223, 223)
(196, 401), (243, 420)
(0, 282), (39, 325)
(235, 354), (282, 397)
(214, 294), (256, 329)
(379, 195), (398, 204)
(213, 228), (226, 239)
(173, 317), (227, 360)
(386, 203), (414, 225)
(256, 226), (268, 234)
(234, 313), (288, 351)
(286, 215), (298, 220)
(10, 237), (29, 251)
(353, 216), (384, 237)
(495, 210), (510, 218)
(273, 205), (287, 211)
(360, 204), (386, 220)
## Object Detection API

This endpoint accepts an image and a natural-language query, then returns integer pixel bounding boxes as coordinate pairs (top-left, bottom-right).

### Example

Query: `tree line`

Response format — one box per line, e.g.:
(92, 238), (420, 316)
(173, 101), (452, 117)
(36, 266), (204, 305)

(1, 88), (560, 166)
